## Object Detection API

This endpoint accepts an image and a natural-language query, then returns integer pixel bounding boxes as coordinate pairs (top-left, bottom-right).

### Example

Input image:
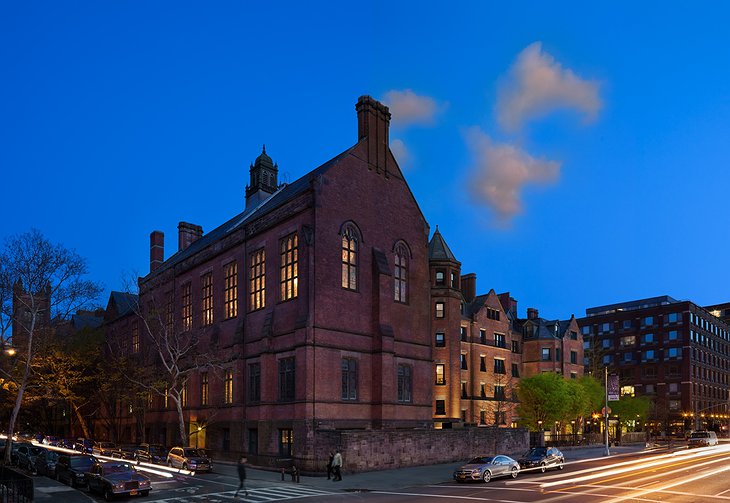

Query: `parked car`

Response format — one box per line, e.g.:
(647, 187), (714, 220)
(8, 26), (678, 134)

(58, 438), (76, 450)
(166, 447), (212, 472)
(74, 438), (94, 454)
(92, 442), (117, 457)
(56, 454), (96, 488)
(453, 455), (520, 483)
(518, 446), (565, 473)
(32, 449), (60, 478)
(86, 460), (152, 500)
(112, 444), (138, 461)
(42, 436), (60, 446)
(688, 430), (719, 447)
(135, 443), (168, 465)
(7, 441), (32, 467)
(16, 444), (46, 471)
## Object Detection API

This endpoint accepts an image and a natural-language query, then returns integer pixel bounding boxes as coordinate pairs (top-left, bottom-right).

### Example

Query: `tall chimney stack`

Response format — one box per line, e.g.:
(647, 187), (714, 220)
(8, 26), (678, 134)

(461, 273), (476, 303)
(527, 307), (539, 320)
(178, 222), (203, 251)
(356, 96), (391, 173)
(150, 231), (164, 272)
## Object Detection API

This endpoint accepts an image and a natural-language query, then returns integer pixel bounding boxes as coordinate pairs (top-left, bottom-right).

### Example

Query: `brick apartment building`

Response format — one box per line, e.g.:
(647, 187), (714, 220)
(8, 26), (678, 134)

(578, 296), (730, 435)
(110, 96), (433, 468)
(429, 229), (584, 429)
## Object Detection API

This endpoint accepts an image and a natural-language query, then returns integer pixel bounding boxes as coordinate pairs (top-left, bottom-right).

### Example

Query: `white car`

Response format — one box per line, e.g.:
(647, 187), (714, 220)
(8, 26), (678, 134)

(166, 447), (212, 472)
(687, 430), (718, 447)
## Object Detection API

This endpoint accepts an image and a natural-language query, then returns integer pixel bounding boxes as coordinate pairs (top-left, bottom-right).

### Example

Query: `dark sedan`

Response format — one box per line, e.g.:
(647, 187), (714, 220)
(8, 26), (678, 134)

(16, 444), (46, 471)
(518, 446), (565, 473)
(454, 455), (520, 483)
(86, 460), (151, 500)
(93, 442), (117, 457)
(56, 454), (96, 488)
(135, 444), (168, 465)
(32, 449), (59, 478)
(112, 444), (138, 461)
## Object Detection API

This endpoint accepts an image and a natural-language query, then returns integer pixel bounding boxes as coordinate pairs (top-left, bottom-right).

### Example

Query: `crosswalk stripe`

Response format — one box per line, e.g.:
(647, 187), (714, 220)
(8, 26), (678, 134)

(145, 484), (337, 503)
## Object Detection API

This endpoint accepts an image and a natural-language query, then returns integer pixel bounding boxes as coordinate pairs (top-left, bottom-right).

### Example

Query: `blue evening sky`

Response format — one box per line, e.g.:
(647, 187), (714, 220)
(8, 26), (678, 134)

(3, 2), (729, 320)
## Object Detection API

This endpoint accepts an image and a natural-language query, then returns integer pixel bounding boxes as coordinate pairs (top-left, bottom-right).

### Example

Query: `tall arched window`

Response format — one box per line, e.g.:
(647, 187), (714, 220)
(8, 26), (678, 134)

(394, 242), (409, 303)
(341, 223), (360, 290)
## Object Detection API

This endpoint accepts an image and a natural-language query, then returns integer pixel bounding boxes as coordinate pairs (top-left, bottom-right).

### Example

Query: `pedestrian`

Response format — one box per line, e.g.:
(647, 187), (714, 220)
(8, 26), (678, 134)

(332, 449), (343, 481)
(326, 451), (334, 480)
(234, 455), (248, 498)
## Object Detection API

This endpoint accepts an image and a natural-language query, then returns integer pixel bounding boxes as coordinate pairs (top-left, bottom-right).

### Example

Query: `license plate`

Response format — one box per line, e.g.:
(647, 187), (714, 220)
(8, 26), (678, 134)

(130, 490), (137, 496)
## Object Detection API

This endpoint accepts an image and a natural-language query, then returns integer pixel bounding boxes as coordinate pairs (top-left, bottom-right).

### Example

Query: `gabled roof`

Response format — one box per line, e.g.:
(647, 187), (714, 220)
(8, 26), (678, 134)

(518, 316), (574, 340)
(71, 313), (104, 330)
(107, 291), (138, 320)
(428, 227), (458, 262)
(145, 146), (355, 279)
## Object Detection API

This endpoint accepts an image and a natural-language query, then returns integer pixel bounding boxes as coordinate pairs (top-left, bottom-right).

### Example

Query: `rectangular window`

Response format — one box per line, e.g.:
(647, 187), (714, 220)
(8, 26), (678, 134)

(642, 350), (655, 361)
(479, 356), (486, 372)
(397, 365), (412, 403)
(667, 312), (680, 323)
(602, 338), (612, 349)
(512, 363), (520, 377)
(642, 333), (654, 344)
(541, 348), (551, 361)
(164, 388), (169, 408)
(450, 272), (457, 289)
(642, 316), (654, 327)
(623, 352), (633, 362)
(342, 231), (358, 290)
(435, 400), (445, 415)
(570, 331), (578, 340)
(278, 429), (292, 457)
(435, 302), (445, 319)
(248, 363), (261, 402)
(493, 358), (506, 374)
(435, 364), (445, 385)
(479, 329), (486, 344)
(341, 358), (358, 400)
(555, 348), (561, 362)
(435, 332), (445, 347)
(182, 282), (192, 331)
(622, 320), (632, 329)
(200, 372), (209, 406)
(394, 249), (407, 302)
(620, 336), (636, 347)
(581, 325), (591, 335)
(131, 322), (139, 354)
(201, 272), (213, 326)
(250, 249), (266, 311)
(667, 347), (680, 358)
(280, 233), (298, 301)
(248, 429), (258, 455)
(570, 372), (577, 379)
(511, 340), (520, 353)
(600, 322), (611, 333)
(181, 381), (188, 407)
(278, 357), (295, 402)
(435, 270), (445, 286)
(224, 369), (234, 404)
(222, 428), (230, 453)
(224, 262), (238, 319)
(460, 326), (467, 341)
(570, 351), (577, 364)
(487, 308), (500, 320)
(668, 330), (678, 341)
(668, 382), (679, 393)
(494, 385), (505, 400)
(165, 293), (174, 333)
(461, 382), (468, 398)
(480, 410), (486, 425)
(494, 333), (506, 348)
(460, 353), (468, 370)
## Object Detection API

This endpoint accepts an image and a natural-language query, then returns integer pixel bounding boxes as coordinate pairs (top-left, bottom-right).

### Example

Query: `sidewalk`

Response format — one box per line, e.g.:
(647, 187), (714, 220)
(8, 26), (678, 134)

(242, 443), (651, 492)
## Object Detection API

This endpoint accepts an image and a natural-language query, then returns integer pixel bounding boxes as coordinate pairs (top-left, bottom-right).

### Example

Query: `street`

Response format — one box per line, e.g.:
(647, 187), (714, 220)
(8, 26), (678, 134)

(30, 443), (730, 502)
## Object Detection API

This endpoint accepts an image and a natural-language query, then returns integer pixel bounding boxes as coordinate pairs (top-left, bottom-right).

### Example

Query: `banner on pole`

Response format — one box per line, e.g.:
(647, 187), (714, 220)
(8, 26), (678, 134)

(608, 373), (620, 401)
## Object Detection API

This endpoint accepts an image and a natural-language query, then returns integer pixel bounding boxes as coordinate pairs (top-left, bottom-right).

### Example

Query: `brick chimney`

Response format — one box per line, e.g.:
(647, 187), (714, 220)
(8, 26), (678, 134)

(356, 95), (391, 173)
(178, 222), (203, 252)
(461, 273), (476, 303)
(498, 292), (517, 318)
(527, 307), (539, 320)
(150, 231), (164, 272)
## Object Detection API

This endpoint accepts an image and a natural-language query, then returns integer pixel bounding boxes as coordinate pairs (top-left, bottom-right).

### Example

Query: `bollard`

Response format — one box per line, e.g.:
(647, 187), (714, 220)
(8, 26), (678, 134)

(281, 468), (285, 481)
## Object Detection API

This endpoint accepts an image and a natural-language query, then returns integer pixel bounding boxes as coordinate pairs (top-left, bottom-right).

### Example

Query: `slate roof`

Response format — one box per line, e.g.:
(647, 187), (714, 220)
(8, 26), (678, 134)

(70, 313), (104, 330)
(109, 291), (138, 318)
(428, 227), (458, 261)
(146, 146), (355, 279)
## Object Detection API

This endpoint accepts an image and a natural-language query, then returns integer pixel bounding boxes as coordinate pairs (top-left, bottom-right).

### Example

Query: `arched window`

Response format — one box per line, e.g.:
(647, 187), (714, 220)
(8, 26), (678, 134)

(393, 242), (410, 303)
(340, 223), (360, 290)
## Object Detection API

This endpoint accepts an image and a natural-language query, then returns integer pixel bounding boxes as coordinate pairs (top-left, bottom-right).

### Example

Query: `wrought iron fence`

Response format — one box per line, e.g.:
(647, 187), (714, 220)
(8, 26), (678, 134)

(0, 466), (34, 502)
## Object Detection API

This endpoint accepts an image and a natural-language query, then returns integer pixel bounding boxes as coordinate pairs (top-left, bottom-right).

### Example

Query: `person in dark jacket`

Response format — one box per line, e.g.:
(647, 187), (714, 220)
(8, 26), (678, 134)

(326, 451), (334, 479)
(234, 455), (248, 498)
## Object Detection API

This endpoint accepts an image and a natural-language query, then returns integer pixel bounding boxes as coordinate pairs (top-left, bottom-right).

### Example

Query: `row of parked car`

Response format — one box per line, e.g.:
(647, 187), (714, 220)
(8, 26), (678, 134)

(453, 446), (565, 483)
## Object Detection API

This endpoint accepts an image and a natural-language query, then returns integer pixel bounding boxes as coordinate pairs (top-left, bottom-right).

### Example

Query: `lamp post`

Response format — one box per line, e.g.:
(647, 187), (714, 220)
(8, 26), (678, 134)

(604, 366), (610, 456)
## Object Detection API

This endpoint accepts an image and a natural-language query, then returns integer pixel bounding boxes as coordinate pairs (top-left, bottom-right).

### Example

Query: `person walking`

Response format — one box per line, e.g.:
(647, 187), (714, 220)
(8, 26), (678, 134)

(234, 455), (248, 498)
(332, 450), (343, 481)
(326, 451), (334, 480)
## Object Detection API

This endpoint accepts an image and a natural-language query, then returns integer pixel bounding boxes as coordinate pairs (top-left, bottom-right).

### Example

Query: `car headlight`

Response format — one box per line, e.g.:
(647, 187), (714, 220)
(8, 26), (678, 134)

(115, 481), (125, 490)
(140, 480), (150, 487)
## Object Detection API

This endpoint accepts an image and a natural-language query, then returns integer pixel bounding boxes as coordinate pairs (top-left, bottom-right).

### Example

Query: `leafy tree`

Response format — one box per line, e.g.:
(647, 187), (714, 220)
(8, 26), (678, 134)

(610, 394), (651, 432)
(516, 373), (569, 430)
(0, 229), (101, 464)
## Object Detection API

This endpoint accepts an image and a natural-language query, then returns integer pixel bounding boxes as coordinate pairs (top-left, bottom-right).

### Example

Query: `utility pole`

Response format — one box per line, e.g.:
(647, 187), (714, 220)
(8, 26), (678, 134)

(604, 366), (610, 456)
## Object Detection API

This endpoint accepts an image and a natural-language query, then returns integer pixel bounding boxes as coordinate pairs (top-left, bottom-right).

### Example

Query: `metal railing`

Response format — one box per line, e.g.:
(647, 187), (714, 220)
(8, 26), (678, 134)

(0, 466), (34, 502)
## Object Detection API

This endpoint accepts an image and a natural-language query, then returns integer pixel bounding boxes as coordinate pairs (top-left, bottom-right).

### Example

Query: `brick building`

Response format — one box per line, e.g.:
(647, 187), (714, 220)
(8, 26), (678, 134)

(428, 229), (584, 429)
(116, 96), (433, 468)
(578, 295), (730, 435)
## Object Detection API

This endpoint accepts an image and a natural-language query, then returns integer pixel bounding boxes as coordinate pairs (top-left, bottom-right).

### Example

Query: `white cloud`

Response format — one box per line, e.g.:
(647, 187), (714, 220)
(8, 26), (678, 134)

(382, 89), (442, 127)
(466, 127), (560, 223)
(389, 138), (412, 168)
(496, 42), (601, 131)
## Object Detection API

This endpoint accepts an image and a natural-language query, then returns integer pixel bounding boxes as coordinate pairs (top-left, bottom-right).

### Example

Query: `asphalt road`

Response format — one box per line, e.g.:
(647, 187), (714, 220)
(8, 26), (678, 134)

(30, 443), (730, 502)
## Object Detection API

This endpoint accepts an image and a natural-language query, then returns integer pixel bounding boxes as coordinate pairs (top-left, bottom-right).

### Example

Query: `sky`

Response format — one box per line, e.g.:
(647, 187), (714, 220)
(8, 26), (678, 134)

(3, 2), (730, 320)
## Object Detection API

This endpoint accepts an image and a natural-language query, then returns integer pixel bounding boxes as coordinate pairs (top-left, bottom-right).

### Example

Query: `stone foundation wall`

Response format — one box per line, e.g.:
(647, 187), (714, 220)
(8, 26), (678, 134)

(311, 427), (528, 473)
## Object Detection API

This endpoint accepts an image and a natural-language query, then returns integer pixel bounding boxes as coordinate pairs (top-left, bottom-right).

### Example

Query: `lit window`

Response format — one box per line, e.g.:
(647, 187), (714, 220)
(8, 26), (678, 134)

(435, 302), (445, 318)
(250, 249), (265, 311)
(224, 369), (234, 404)
(341, 226), (358, 290)
(181, 381), (188, 407)
(131, 322), (139, 354)
(280, 233), (298, 301)
(201, 272), (213, 326)
(182, 282), (192, 331)
(541, 348), (551, 361)
(224, 262), (238, 319)
(435, 364), (445, 385)
(200, 372), (209, 406)
(435, 270), (445, 285)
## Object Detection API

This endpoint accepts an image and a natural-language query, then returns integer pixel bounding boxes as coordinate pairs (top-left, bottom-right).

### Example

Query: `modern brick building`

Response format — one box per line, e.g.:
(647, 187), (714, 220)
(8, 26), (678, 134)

(578, 296), (730, 435)
(115, 96), (433, 468)
(428, 230), (584, 429)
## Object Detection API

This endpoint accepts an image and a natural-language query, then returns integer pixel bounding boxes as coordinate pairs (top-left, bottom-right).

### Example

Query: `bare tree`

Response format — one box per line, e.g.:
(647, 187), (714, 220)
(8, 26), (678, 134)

(0, 229), (101, 464)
